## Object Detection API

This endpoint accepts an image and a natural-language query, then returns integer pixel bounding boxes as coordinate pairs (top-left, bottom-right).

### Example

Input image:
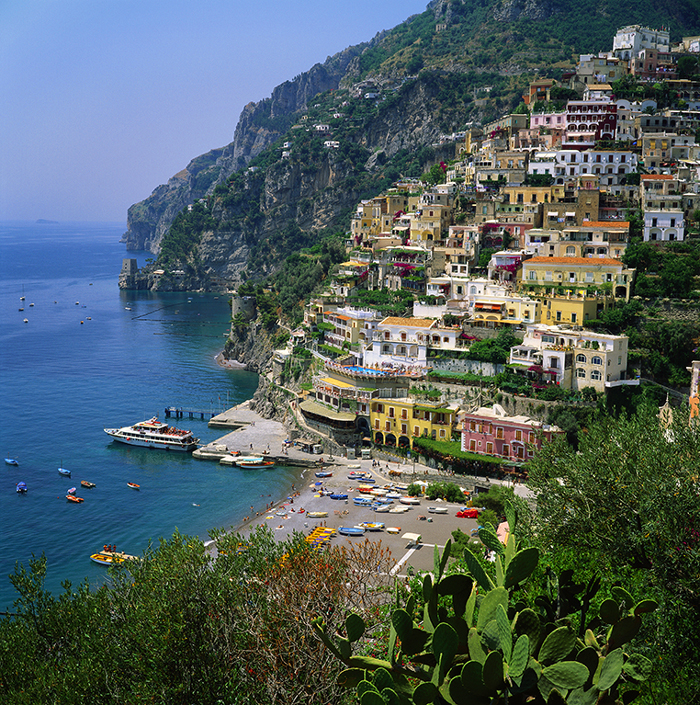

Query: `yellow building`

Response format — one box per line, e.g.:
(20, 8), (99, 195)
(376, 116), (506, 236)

(370, 398), (458, 449)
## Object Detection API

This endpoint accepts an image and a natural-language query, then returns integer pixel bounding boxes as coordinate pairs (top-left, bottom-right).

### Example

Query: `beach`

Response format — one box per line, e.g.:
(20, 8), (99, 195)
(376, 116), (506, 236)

(200, 401), (483, 576)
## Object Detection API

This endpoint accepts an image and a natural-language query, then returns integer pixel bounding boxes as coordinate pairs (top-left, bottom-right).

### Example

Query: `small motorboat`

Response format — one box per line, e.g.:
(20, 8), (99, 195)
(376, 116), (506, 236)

(58, 467), (71, 477)
(386, 527), (401, 535)
(386, 492), (402, 500)
(389, 506), (409, 514)
(5, 458), (19, 466)
(307, 511), (328, 519)
(315, 471), (333, 478)
(127, 482), (140, 490)
(66, 495), (84, 503)
(400, 496), (420, 505)
(353, 497), (373, 506)
(373, 504), (390, 513)
(67, 486), (77, 495)
(16, 481), (27, 494)
(428, 506), (448, 514)
(90, 548), (138, 566)
(329, 493), (348, 500)
(338, 526), (365, 537)
(81, 480), (96, 489)
(238, 460), (275, 468)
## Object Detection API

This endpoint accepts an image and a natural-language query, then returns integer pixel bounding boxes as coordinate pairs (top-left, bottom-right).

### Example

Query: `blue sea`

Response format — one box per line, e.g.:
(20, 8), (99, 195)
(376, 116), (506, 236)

(0, 222), (299, 611)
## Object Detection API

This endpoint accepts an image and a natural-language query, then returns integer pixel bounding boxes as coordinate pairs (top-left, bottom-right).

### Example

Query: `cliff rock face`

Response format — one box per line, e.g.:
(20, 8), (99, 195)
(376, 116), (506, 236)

(123, 45), (370, 254)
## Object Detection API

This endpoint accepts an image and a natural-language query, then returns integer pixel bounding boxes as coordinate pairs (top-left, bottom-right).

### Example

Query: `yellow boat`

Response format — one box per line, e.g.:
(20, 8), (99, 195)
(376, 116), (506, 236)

(90, 550), (138, 566)
(307, 511), (328, 518)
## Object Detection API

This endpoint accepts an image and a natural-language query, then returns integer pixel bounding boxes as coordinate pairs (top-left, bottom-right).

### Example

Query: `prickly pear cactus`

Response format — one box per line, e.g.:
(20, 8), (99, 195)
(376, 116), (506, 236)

(313, 506), (657, 705)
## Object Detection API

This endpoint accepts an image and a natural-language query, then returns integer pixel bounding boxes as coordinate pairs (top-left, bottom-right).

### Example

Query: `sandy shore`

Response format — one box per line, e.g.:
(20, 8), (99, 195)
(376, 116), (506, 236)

(201, 401), (481, 576)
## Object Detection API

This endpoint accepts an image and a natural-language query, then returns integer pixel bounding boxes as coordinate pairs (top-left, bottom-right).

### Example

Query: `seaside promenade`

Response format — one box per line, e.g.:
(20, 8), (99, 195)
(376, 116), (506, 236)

(198, 400), (529, 576)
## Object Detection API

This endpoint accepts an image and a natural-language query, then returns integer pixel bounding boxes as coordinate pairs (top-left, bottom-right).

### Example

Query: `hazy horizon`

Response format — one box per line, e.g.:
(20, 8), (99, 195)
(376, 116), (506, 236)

(0, 0), (427, 223)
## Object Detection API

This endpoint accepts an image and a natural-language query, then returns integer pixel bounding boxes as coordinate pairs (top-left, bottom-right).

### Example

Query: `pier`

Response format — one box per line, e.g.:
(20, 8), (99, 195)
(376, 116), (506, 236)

(164, 406), (218, 420)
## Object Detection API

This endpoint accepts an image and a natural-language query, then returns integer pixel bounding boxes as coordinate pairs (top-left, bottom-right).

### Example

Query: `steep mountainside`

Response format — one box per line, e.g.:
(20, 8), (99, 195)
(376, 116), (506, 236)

(122, 0), (700, 286)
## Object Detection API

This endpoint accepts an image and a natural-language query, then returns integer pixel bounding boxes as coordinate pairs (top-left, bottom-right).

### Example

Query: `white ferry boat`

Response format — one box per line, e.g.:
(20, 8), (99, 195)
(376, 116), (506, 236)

(104, 417), (199, 452)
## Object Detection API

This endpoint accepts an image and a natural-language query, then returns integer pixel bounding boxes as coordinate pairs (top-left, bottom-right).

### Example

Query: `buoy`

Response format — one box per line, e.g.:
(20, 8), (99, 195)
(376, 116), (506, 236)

(80, 321), (84, 324)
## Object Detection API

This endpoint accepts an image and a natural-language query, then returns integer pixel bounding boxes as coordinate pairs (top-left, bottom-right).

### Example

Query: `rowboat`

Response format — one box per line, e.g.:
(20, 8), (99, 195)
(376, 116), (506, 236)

(386, 527), (401, 535)
(307, 511), (328, 518)
(4, 458), (19, 466)
(81, 480), (96, 488)
(66, 495), (84, 503)
(127, 482), (140, 490)
(428, 506), (448, 514)
(315, 471), (333, 478)
(338, 526), (365, 537)
(373, 504), (390, 513)
(58, 467), (71, 477)
(357, 522), (384, 531)
(389, 506), (409, 514)
(353, 497), (373, 506)
(329, 493), (348, 500)
(400, 496), (420, 505)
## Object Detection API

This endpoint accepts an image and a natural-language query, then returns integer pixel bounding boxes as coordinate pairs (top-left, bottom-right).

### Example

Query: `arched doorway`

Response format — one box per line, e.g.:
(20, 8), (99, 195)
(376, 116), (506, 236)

(385, 433), (397, 447)
(374, 432), (384, 445)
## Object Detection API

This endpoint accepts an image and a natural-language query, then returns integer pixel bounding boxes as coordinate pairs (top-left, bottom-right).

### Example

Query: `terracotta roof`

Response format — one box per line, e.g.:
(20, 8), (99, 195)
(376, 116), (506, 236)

(328, 313), (351, 321)
(380, 317), (436, 328)
(577, 221), (630, 228)
(525, 256), (623, 267)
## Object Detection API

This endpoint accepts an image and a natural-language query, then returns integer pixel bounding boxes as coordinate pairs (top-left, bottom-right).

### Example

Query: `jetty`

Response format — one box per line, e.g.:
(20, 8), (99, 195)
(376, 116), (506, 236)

(164, 406), (218, 420)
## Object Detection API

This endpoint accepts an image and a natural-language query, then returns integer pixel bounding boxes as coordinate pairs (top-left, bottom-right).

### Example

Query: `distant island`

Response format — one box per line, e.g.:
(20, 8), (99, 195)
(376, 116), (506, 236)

(36, 219), (59, 224)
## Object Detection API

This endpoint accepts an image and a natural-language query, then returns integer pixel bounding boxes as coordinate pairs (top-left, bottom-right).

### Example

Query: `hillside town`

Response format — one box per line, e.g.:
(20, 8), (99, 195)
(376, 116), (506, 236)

(254, 24), (700, 468)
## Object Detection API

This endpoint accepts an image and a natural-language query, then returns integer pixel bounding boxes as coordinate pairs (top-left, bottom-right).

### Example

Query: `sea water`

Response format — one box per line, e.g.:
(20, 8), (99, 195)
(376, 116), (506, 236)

(0, 222), (298, 611)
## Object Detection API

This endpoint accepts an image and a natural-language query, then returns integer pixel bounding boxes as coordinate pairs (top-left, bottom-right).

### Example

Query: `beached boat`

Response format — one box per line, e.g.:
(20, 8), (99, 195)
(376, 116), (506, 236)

(386, 527), (401, 535)
(428, 506), (448, 514)
(400, 496), (420, 505)
(338, 526), (365, 537)
(307, 511), (328, 519)
(389, 506), (409, 514)
(373, 504), (390, 513)
(370, 488), (388, 496)
(329, 493), (348, 500)
(66, 495), (84, 503)
(315, 471), (333, 478)
(127, 482), (140, 490)
(90, 549), (138, 566)
(104, 417), (199, 452)
(81, 480), (96, 488)
(16, 481), (27, 494)
(347, 471), (365, 479)
(353, 496), (373, 506)
(5, 458), (19, 466)
(357, 522), (384, 531)
(58, 467), (71, 477)
(386, 492), (402, 500)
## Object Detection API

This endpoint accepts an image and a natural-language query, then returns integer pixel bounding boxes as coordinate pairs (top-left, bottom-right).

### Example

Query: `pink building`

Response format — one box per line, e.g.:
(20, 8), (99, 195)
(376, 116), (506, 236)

(461, 404), (563, 462)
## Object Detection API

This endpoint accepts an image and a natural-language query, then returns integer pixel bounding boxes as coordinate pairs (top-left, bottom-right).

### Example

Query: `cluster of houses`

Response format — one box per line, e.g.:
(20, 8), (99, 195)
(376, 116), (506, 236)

(265, 24), (700, 467)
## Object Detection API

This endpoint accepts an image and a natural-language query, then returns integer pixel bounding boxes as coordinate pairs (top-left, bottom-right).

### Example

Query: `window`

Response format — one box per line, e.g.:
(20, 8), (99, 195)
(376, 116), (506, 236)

(469, 439), (476, 451)
(592, 356), (603, 365)
(528, 431), (535, 443)
(577, 369), (586, 378)
(577, 353), (586, 363)
(486, 442), (494, 454)
(374, 419), (380, 429)
(496, 427), (504, 439)
(414, 426), (419, 436)
(401, 409), (407, 419)
(469, 421), (476, 431)
(591, 370), (602, 381)
(502, 444), (510, 457)
(389, 407), (395, 418)
(439, 429), (446, 438)
(385, 421), (391, 431)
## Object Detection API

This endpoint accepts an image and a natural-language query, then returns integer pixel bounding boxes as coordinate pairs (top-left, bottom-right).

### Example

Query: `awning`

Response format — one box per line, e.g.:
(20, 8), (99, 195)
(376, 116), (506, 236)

(320, 377), (354, 389)
(547, 211), (558, 216)
(299, 400), (356, 422)
(475, 303), (502, 310)
(565, 211), (576, 217)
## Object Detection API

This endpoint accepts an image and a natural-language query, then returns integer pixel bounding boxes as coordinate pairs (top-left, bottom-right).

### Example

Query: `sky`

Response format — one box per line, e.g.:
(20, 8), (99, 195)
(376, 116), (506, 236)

(0, 0), (428, 223)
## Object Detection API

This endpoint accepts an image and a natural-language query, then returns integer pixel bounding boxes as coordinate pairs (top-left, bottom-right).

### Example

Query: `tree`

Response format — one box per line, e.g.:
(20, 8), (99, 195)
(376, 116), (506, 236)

(525, 403), (700, 695)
